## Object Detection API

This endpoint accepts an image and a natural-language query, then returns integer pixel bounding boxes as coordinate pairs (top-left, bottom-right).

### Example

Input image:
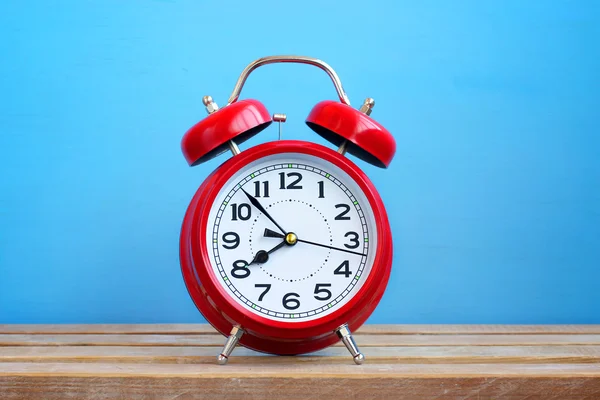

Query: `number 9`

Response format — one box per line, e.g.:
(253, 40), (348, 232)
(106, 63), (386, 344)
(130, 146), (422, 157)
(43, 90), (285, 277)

(222, 232), (240, 249)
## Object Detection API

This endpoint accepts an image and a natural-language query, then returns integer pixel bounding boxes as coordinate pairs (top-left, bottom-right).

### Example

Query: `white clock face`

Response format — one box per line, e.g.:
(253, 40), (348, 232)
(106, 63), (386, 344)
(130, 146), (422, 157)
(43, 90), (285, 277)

(205, 152), (377, 322)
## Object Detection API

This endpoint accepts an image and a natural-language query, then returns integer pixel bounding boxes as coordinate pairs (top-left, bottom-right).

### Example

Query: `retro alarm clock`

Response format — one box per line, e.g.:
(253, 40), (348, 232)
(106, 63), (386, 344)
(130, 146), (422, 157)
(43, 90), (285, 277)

(180, 56), (395, 364)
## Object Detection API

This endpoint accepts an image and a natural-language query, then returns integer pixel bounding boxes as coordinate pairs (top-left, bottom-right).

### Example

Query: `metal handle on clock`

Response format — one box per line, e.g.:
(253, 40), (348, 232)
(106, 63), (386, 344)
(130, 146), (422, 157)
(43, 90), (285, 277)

(227, 55), (352, 106)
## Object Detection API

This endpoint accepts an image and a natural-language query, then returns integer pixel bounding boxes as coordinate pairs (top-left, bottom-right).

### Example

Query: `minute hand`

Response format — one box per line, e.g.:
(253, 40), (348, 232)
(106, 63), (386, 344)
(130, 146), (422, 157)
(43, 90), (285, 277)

(296, 238), (366, 257)
(241, 188), (287, 234)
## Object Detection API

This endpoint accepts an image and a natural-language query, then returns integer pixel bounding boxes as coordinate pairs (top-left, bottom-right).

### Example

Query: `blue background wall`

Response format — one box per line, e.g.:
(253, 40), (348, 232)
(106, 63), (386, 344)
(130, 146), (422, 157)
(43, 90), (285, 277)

(1, 0), (598, 324)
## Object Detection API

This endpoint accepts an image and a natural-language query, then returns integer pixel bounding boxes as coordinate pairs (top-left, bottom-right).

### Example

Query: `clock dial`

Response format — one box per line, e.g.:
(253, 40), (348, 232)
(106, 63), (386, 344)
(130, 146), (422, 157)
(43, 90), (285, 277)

(205, 152), (377, 322)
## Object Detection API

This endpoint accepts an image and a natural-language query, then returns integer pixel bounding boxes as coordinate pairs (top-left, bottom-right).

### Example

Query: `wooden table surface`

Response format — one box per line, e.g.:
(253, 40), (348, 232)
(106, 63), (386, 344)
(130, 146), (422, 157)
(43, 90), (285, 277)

(1, 324), (599, 399)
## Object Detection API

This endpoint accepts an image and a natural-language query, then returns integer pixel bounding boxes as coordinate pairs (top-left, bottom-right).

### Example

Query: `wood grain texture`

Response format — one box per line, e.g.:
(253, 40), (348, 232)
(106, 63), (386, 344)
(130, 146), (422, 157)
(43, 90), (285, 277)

(1, 324), (599, 399)
(2, 376), (599, 400)
(3, 346), (600, 364)
(2, 361), (600, 377)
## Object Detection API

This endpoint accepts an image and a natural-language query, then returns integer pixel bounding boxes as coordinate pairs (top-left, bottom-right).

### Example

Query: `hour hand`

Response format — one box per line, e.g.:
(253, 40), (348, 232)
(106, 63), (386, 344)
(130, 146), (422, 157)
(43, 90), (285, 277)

(249, 241), (286, 265)
(264, 228), (284, 239)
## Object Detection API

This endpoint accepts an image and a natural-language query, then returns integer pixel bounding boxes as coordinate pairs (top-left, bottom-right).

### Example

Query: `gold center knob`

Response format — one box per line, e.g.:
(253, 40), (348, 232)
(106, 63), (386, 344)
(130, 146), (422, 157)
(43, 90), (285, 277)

(285, 232), (298, 246)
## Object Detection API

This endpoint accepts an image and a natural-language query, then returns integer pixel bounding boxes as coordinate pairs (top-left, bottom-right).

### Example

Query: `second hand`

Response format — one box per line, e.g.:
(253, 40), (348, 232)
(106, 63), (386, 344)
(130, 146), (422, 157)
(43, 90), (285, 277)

(297, 238), (366, 257)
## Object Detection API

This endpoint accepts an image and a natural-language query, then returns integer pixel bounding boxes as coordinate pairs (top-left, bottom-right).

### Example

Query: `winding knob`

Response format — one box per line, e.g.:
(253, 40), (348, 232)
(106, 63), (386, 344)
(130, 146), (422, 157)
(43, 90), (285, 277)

(359, 98), (375, 116)
(202, 95), (219, 114)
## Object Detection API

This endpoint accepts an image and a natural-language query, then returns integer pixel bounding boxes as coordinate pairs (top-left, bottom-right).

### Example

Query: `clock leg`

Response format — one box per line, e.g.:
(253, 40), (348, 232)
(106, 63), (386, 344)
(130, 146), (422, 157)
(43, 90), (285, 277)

(335, 324), (365, 365)
(217, 326), (244, 365)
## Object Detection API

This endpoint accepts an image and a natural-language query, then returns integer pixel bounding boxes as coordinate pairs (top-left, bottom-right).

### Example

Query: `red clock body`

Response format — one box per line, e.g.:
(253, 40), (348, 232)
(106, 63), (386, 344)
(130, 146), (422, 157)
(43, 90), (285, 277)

(180, 140), (393, 355)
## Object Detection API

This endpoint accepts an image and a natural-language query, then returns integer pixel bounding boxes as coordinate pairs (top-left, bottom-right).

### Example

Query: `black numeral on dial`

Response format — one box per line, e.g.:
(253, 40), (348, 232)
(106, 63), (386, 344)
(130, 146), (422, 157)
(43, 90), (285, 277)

(334, 204), (351, 220)
(231, 260), (250, 279)
(230, 203), (251, 221)
(221, 232), (240, 249)
(318, 181), (325, 198)
(334, 260), (352, 278)
(279, 172), (303, 189)
(253, 181), (270, 198)
(314, 283), (332, 301)
(254, 284), (271, 301)
(282, 292), (300, 310)
(344, 231), (360, 249)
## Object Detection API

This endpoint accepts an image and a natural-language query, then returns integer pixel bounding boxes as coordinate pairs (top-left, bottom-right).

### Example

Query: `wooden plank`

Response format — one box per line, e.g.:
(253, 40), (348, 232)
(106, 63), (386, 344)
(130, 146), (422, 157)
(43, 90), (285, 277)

(2, 345), (600, 364)
(0, 333), (226, 347)
(1, 375), (600, 400)
(2, 362), (600, 377)
(0, 375), (600, 400)
(2, 324), (600, 335)
(2, 362), (600, 399)
(0, 324), (217, 335)
(2, 333), (600, 347)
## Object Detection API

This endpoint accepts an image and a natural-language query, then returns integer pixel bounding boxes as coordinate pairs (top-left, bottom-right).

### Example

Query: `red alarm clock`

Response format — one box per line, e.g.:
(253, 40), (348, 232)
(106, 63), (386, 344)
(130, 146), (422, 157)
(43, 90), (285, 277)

(180, 56), (395, 364)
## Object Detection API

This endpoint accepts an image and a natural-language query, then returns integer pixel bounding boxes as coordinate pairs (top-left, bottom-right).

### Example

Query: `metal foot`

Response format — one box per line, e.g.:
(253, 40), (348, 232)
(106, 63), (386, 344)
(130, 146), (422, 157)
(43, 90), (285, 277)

(217, 326), (244, 365)
(336, 324), (365, 365)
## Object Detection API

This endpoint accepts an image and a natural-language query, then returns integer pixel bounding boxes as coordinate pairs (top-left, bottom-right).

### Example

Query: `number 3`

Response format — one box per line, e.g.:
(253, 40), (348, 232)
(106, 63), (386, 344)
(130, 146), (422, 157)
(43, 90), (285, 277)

(344, 232), (360, 249)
